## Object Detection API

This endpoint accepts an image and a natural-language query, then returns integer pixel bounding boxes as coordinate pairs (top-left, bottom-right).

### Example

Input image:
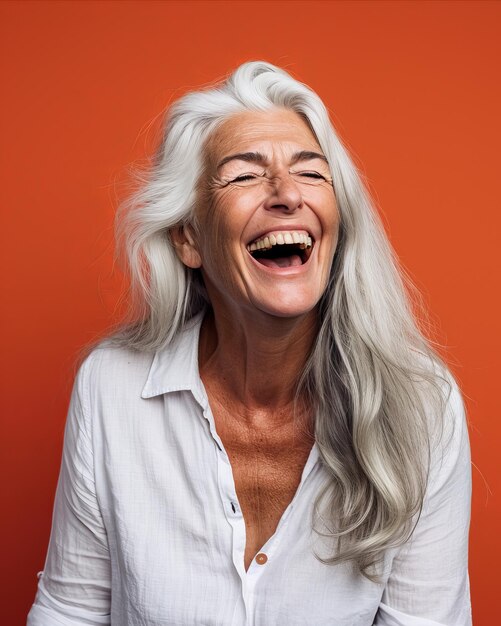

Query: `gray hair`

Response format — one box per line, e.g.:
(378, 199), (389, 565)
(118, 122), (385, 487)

(115, 61), (450, 578)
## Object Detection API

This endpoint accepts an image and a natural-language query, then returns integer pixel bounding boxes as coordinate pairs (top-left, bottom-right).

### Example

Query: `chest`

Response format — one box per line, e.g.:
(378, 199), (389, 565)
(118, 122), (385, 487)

(210, 403), (314, 568)
(95, 390), (386, 624)
(223, 430), (312, 515)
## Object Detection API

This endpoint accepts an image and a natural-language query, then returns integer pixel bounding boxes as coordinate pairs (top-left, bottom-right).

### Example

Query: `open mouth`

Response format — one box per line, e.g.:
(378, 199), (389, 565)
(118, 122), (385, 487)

(246, 230), (314, 269)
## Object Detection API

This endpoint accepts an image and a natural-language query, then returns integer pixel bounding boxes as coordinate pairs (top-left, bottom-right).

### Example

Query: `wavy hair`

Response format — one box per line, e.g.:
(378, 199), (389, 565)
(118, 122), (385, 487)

(115, 61), (450, 578)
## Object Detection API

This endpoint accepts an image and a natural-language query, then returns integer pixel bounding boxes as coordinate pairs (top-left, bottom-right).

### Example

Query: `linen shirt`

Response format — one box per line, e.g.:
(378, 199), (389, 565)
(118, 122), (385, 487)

(27, 314), (472, 625)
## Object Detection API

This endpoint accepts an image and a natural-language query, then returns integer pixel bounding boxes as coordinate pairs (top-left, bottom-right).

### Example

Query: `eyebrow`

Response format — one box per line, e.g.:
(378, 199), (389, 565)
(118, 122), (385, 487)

(217, 151), (267, 169)
(216, 150), (328, 170)
(290, 150), (328, 166)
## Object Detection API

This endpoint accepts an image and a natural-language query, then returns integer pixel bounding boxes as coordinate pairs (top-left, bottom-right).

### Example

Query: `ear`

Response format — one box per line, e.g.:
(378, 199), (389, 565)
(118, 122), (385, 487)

(169, 224), (202, 269)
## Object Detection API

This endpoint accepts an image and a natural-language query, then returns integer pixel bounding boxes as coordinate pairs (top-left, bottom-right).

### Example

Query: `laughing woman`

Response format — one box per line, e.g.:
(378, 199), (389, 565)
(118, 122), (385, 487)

(28, 62), (471, 625)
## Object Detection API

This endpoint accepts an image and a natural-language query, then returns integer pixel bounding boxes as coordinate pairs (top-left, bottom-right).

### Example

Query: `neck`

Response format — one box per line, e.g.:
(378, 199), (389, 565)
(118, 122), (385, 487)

(199, 306), (318, 412)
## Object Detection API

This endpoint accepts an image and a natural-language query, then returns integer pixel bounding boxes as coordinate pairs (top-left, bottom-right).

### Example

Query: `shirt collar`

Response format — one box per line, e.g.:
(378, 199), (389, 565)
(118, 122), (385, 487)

(141, 312), (206, 402)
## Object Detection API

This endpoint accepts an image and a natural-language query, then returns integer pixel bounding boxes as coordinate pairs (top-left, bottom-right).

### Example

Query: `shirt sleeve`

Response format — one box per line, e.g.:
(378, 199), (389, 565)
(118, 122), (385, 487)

(374, 377), (472, 626)
(27, 356), (112, 625)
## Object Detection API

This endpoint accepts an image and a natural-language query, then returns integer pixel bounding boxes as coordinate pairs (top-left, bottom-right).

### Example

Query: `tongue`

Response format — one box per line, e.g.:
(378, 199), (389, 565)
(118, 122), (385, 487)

(258, 254), (302, 268)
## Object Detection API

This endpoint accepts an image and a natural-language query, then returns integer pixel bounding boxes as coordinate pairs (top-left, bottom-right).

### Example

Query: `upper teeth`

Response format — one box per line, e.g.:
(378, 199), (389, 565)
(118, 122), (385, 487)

(247, 231), (313, 252)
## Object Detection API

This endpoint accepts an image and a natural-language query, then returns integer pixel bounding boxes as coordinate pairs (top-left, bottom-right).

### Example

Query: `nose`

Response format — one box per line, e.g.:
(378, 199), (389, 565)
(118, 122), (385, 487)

(263, 173), (303, 213)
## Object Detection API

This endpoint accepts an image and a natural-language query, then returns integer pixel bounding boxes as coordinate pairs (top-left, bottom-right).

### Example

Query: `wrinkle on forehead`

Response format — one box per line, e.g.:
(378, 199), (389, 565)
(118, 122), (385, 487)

(204, 108), (324, 173)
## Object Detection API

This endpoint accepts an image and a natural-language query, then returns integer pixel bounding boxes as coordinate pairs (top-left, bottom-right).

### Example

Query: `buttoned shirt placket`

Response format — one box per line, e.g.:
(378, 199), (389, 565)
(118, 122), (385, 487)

(195, 382), (319, 626)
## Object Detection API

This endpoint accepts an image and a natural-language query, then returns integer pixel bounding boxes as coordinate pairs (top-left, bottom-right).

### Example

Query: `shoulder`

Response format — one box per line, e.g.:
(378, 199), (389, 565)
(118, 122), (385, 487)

(425, 365), (471, 503)
(429, 360), (469, 455)
(76, 340), (155, 403)
(411, 351), (468, 444)
(75, 314), (203, 404)
(407, 350), (471, 494)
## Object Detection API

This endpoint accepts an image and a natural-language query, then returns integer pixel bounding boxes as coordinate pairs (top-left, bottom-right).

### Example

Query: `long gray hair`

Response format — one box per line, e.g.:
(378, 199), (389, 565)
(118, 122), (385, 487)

(115, 61), (450, 578)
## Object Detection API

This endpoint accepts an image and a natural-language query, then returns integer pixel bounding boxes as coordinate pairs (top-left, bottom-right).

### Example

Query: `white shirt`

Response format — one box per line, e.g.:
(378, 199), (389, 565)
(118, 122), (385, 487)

(27, 314), (472, 626)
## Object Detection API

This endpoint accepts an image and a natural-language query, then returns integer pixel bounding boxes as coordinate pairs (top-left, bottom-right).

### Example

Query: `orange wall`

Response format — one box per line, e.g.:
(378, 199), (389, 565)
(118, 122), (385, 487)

(1, 1), (499, 623)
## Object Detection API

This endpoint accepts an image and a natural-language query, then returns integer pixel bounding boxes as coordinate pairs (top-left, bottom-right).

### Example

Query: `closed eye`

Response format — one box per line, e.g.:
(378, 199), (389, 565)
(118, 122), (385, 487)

(232, 173), (258, 182)
(297, 171), (326, 180)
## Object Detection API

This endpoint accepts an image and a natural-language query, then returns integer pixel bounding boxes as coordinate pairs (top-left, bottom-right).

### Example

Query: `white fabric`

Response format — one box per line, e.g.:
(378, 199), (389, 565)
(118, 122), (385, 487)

(27, 314), (472, 625)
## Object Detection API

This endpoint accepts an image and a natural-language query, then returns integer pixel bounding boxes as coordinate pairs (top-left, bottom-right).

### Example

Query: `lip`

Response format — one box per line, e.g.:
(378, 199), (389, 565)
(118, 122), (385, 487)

(245, 224), (316, 246)
(246, 236), (317, 274)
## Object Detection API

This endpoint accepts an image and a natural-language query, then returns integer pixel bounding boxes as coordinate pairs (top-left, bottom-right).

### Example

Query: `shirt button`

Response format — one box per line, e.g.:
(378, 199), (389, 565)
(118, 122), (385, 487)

(255, 553), (268, 565)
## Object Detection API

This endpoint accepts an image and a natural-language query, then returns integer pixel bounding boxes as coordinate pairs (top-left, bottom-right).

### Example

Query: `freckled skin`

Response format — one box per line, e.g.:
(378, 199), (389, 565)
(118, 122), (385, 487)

(171, 109), (339, 570)
(206, 375), (314, 570)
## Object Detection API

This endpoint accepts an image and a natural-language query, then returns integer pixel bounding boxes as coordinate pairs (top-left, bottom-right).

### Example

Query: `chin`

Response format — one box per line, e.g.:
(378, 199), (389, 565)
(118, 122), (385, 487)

(251, 291), (321, 319)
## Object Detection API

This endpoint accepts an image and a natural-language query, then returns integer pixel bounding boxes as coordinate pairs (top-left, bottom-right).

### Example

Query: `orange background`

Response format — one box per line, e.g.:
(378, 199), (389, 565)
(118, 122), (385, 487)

(1, 1), (499, 623)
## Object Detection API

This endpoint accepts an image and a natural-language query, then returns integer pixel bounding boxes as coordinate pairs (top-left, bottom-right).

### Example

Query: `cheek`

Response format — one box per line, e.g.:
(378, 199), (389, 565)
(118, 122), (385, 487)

(324, 192), (340, 236)
(330, 212), (341, 246)
(199, 189), (255, 258)
(306, 190), (339, 239)
(316, 199), (340, 265)
(196, 197), (231, 266)
(196, 208), (244, 284)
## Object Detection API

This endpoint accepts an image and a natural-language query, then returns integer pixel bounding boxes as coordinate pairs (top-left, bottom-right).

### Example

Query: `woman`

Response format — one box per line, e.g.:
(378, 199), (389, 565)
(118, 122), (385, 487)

(28, 62), (471, 625)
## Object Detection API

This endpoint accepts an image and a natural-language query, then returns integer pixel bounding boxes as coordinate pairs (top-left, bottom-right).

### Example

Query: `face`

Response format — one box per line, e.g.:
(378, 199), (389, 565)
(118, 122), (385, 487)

(173, 108), (340, 322)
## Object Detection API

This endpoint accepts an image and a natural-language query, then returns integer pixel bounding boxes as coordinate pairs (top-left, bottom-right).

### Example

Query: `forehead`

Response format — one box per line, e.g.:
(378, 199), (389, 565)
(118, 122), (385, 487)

(207, 108), (322, 164)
